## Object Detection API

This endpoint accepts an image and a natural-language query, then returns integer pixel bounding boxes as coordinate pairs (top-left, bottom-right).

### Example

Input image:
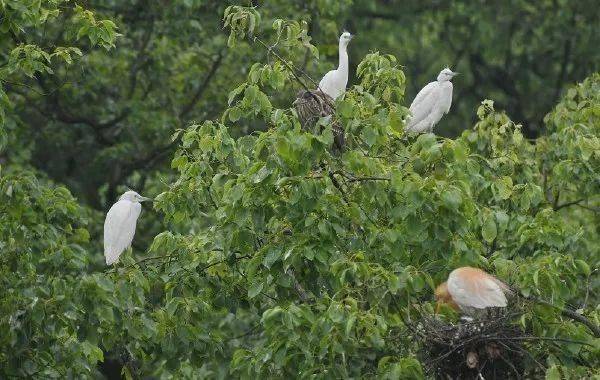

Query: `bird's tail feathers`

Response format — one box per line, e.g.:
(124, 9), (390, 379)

(104, 247), (121, 265)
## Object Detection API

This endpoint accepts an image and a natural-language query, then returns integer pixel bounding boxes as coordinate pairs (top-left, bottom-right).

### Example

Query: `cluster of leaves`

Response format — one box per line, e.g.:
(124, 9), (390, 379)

(0, 168), (102, 376)
(3, 0), (598, 210)
(0, 0), (345, 208)
(0, 167), (230, 378)
(0, 0), (117, 128)
(147, 15), (599, 377)
(0, 2), (599, 379)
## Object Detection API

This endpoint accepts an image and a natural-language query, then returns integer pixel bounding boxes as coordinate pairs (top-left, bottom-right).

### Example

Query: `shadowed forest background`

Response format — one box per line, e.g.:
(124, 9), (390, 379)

(1, 1), (599, 379)
(3, 0), (598, 211)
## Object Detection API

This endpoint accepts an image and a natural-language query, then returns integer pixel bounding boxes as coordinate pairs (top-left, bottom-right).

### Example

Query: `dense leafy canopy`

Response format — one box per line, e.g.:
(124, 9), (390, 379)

(2, 0), (598, 208)
(1, 1), (599, 379)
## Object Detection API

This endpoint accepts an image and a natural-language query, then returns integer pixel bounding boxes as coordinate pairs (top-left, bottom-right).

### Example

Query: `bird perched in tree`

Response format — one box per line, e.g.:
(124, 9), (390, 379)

(293, 89), (344, 151)
(318, 31), (353, 100)
(104, 190), (151, 265)
(406, 68), (458, 134)
(435, 267), (512, 315)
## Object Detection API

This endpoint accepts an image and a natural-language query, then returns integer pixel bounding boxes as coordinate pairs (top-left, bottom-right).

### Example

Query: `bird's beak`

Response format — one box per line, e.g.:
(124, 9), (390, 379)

(140, 196), (153, 202)
(349, 34), (354, 40)
(435, 302), (441, 314)
(452, 72), (460, 77)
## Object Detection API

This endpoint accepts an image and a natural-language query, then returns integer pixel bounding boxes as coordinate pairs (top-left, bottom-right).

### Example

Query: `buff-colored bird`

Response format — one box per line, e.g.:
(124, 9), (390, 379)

(435, 267), (511, 315)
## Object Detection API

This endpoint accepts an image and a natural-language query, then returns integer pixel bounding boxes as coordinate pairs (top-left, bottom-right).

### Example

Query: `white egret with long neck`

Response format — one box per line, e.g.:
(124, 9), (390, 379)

(318, 31), (353, 100)
(103, 190), (151, 265)
(406, 68), (458, 133)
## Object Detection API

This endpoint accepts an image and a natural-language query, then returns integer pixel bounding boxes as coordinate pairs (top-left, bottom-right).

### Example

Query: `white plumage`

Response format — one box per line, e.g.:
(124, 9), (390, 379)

(406, 68), (458, 133)
(318, 31), (353, 100)
(446, 267), (509, 312)
(103, 190), (150, 265)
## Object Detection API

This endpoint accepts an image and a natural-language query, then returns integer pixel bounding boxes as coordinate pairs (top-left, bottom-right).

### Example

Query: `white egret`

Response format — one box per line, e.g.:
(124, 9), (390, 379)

(406, 68), (458, 133)
(318, 31), (353, 100)
(103, 190), (151, 265)
(435, 267), (511, 315)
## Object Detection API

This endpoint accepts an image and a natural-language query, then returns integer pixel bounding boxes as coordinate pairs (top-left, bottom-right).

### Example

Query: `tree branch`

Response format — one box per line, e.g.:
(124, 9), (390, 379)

(127, 17), (155, 98)
(179, 49), (226, 119)
(528, 296), (600, 338)
(553, 198), (585, 211)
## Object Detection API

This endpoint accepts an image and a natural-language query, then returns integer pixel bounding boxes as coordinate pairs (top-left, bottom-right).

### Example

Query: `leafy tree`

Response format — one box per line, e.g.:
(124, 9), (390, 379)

(149, 9), (600, 377)
(1, 2), (599, 379)
(350, 0), (600, 137)
(3, 0), (598, 210)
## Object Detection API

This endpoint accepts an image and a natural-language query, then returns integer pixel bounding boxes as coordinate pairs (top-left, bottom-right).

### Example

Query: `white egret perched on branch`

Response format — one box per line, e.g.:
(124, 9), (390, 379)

(406, 68), (458, 133)
(318, 31), (353, 100)
(435, 267), (512, 315)
(103, 190), (151, 265)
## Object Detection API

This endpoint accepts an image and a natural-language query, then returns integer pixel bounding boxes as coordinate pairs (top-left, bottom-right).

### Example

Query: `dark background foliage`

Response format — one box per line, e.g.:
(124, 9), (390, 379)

(3, 0), (598, 211)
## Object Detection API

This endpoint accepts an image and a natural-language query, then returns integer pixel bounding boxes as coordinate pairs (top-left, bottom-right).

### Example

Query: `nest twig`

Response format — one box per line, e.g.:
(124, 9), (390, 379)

(416, 311), (530, 379)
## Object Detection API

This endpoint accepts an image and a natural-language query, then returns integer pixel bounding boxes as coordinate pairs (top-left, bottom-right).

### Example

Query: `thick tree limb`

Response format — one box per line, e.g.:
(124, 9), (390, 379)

(527, 296), (600, 338)
(179, 49), (226, 119)
(553, 198), (585, 211)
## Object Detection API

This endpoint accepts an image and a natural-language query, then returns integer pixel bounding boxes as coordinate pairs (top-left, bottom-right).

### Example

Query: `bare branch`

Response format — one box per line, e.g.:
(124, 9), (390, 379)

(179, 49), (226, 119)
(553, 198), (585, 211)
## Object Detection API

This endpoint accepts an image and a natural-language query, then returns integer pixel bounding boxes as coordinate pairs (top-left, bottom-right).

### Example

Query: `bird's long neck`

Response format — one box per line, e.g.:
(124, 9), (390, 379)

(338, 43), (348, 73)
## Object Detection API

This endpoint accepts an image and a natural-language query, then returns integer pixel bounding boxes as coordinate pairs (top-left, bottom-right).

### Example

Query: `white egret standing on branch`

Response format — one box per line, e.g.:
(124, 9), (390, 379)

(435, 267), (511, 315)
(318, 31), (353, 100)
(406, 68), (458, 133)
(103, 190), (151, 265)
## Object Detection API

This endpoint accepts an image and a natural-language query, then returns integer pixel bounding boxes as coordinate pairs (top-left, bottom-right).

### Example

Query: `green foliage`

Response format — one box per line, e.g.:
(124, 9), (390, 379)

(1, 2), (599, 379)
(148, 24), (599, 376)
(0, 168), (100, 376)
(0, 0), (117, 147)
(3, 0), (598, 208)
(223, 6), (261, 47)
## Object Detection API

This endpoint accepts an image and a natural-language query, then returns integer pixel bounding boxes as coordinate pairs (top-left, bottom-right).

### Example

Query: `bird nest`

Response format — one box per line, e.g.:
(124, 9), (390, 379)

(293, 89), (344, 151)
(416, 312), (528, 379)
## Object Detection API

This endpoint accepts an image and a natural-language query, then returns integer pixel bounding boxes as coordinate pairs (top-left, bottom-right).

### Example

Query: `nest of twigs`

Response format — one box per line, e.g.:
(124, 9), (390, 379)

(293, 89), (345, 151)
(417, 311), (527, 379)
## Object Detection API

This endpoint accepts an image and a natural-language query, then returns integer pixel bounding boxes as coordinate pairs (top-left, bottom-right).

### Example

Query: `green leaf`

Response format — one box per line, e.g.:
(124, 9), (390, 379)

(575, 260), (591, 276)
(545, 365), (561, 380)
(494, 176), (513, 200)
(81, 341), (104, 363)
(441, 188), (463, 210)
(248, 281), (263, 299)
(345, 315), (356, 336)
(482, 215), (497, 243)
(228, 106), (242, 122)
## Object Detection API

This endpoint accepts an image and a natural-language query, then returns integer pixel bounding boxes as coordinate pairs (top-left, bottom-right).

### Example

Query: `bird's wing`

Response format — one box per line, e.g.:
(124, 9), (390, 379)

(318, 70), (336, 93)
(472, 277), (508, 308)
(439, 82), (453, 114)
(103, 201), (142, 265)
(319, 69), (346, 99)
(448, 274), (507, 309)
(407, 82), (438, 127)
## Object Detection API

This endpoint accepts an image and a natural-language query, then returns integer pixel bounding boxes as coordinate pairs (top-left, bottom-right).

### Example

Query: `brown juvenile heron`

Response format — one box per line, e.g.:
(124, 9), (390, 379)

(293, 89), (345, 152)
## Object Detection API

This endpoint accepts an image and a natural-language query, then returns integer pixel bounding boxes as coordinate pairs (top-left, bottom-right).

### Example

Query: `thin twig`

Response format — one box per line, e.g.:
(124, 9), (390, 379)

(493, 335), (593, 347)
(254, 37), (310, 92)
